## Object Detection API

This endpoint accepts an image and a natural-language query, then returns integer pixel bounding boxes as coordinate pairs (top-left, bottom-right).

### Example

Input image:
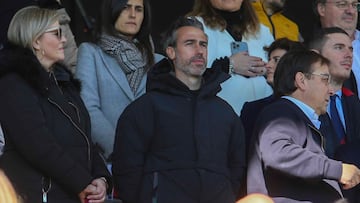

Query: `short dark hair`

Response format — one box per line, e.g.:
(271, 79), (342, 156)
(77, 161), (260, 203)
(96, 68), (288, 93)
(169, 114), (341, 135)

(307, 27), (349, 51)
(274, 50), (330, 97)
(263, 38), (306, 59)
(162, 16), (205, 53)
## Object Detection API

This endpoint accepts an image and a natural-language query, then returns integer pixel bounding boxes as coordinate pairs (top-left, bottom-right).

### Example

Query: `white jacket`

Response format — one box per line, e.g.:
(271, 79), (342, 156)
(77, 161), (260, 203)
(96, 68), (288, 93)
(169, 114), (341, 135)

(196, 17), (274, 115)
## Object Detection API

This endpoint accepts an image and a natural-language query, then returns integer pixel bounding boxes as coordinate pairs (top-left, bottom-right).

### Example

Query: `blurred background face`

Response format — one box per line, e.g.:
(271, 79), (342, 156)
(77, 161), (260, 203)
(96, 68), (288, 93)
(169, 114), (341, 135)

(114, 0), (144, 38)
(209, 0), (243, 12)
(266, 0), (286, 12)
(320, 33), (353, 82)
(265, 48), (287, 86)
(318, 0), (358, 36)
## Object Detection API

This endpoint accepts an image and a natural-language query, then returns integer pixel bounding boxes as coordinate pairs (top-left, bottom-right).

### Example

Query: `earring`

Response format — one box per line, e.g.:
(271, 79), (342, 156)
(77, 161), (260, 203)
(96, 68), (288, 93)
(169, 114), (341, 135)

(41, 49), (45, 56)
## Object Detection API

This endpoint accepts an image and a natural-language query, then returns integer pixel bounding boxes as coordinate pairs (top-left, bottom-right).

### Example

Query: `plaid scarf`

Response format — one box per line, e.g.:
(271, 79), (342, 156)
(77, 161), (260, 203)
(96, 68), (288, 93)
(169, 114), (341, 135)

(99, 34), (147, 93)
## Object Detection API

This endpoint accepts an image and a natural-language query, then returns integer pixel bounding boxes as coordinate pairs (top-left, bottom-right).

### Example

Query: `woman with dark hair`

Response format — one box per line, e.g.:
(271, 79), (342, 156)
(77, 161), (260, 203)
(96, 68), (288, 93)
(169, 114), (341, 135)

(75, 0), (157, 160)
(0, 6), (111, 203)
(187, 0), (274, 115)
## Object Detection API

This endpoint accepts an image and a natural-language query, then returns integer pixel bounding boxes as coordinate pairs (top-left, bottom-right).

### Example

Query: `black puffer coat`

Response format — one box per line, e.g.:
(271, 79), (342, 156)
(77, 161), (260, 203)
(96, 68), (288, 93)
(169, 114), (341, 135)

(112, 58), (246, 203)
(0, 45), (111, 203)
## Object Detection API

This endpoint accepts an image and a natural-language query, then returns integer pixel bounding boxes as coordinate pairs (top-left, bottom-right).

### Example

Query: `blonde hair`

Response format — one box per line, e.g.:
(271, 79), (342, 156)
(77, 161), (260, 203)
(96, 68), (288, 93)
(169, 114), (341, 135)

(0, 170), (21, 203)
(7, 6), (60, 53)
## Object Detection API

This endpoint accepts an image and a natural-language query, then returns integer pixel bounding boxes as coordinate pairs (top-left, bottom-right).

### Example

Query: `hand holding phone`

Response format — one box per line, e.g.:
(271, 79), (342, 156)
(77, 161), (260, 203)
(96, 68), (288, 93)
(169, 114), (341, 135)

(231, 41), (248, 54)
(229, 41), (266, 77)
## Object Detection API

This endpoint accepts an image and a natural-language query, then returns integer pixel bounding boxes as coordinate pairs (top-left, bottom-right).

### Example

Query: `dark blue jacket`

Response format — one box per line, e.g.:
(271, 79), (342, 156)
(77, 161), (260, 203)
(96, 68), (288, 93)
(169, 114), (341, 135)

(343, 70), (358, 98)
(320, 87), (360, 158)
(320, 87), (360, 203)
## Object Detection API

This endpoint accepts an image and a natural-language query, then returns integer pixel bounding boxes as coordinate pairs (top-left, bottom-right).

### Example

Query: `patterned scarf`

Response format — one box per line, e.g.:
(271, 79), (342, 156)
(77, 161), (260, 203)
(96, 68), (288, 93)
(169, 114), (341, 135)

(99, 34), (148, 93)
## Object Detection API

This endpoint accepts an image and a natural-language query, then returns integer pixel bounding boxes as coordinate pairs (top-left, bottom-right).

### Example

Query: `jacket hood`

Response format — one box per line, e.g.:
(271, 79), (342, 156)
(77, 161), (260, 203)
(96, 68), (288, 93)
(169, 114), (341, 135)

(0, 44), (80, 94)
(146, 58), (230, 98)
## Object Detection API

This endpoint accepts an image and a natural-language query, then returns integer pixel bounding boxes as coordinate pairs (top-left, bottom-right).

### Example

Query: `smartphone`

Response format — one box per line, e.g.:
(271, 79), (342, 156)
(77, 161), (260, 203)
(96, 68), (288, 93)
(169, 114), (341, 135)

(231, 41), (248, 54)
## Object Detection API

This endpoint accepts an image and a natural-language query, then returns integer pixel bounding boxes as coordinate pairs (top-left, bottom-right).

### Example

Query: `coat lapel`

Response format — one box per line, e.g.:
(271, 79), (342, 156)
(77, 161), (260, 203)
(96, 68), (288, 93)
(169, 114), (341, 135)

(100, 51), (135, 100)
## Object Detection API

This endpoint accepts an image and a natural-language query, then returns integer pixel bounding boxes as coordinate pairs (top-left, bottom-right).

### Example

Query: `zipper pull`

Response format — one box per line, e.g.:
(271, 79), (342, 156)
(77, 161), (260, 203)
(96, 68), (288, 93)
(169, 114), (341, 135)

(42, 191), (47, 203)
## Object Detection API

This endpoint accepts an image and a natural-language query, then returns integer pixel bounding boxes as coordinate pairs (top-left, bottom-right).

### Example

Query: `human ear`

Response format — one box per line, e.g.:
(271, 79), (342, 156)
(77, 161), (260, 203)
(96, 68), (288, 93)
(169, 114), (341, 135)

(32, 39), (41, 51)
(166, 47), (176, 60)
(317, 3), (326, 17)
(295, 72), (307, 90)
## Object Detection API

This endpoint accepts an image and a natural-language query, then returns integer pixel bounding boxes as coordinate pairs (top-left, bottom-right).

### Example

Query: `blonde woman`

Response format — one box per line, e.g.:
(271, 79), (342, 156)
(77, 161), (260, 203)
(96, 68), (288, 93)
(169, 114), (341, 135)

(0, 6), (111, 203)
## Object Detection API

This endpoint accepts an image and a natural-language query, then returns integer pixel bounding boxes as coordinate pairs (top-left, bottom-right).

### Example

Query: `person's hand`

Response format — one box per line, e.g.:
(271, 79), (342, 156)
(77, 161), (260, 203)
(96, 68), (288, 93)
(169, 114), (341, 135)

(340, 163), (360, 190)
(230, 52), (266, 77)
(84, 178), (107, 203)
(78, 184), (97, 203)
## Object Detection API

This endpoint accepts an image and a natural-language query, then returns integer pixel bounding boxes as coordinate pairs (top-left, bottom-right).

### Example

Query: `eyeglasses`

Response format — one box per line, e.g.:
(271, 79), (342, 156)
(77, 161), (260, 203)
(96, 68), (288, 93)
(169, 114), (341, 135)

(44, 27), (62, 40)
(306, 72), (331, 84)
(325, 1), (360, 10)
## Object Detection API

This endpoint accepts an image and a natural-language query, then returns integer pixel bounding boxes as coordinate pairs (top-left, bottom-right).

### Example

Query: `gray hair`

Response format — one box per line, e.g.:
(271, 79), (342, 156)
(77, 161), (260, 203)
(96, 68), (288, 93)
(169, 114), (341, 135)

(7, 6), (60, 53)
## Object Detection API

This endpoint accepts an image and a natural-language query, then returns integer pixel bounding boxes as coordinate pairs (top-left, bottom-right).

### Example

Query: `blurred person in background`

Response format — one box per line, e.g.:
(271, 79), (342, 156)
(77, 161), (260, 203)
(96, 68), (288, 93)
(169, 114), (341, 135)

(314, 0), (360, 99)
(252, 0), (302, 41)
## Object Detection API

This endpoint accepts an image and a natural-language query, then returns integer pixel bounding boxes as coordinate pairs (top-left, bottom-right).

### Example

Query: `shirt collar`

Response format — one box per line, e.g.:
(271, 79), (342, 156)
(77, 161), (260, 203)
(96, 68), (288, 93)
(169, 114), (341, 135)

(282, 96), (321, 129)
(333, 89), (342, 99)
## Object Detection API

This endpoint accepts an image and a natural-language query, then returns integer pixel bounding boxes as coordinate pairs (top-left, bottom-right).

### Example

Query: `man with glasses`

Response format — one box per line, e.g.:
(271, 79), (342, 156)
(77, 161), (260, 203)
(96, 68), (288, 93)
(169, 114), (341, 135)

(247, 49), (360, 202)
(315, 0), (360, 99)
(308, 27), (360, 203)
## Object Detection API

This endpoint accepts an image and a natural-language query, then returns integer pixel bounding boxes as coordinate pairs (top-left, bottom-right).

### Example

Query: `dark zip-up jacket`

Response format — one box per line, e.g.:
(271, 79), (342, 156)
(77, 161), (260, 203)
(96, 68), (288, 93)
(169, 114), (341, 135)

(112, 58), (246, 203)
(0, 45), (111, 203)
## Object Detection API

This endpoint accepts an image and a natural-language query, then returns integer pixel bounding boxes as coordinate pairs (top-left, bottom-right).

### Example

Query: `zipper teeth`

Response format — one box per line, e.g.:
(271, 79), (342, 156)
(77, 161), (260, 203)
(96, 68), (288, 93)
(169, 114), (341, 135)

(42, 177), (51, 193)
(47, 98), (91, 163)
(68, 102), (81, 123)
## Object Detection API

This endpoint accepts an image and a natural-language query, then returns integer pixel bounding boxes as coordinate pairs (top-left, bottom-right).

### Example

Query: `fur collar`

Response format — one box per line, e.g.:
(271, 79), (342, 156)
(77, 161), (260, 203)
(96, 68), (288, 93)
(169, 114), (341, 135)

(0, 44), (80, 95)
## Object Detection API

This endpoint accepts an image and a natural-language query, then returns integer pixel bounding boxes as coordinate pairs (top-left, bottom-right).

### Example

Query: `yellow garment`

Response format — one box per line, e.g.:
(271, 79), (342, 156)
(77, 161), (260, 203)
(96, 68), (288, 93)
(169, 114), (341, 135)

(252, 1), (300, 41)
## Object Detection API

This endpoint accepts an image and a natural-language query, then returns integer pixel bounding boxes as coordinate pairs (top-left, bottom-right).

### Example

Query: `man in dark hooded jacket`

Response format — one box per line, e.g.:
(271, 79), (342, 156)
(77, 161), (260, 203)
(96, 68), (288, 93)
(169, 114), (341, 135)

(112, 16), (246, 203)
